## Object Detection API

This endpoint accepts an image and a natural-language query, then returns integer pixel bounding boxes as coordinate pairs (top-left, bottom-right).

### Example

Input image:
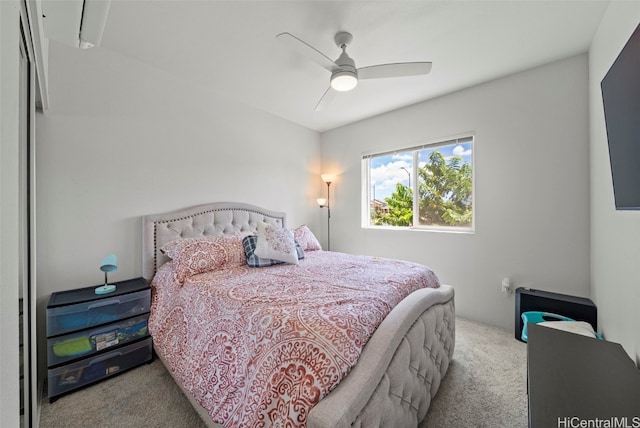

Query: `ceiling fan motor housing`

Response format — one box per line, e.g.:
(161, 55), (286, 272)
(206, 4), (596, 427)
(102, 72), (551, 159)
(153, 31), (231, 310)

(331, 49), (358, 91)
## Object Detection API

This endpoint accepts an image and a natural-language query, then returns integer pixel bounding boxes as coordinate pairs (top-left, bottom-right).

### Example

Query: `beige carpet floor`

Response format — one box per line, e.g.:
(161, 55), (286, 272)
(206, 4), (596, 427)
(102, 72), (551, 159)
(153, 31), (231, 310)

(40, 317), (528, 427)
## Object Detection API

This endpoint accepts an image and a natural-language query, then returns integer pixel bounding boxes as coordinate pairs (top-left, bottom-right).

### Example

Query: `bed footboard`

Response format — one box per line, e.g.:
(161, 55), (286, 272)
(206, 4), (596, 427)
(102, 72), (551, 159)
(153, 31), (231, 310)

(307, 285), (455, 428)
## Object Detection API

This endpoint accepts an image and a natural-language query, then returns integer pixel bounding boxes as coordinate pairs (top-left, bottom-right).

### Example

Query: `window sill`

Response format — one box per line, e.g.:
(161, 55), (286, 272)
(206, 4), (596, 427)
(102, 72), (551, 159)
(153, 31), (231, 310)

(362, 225), (475, 234)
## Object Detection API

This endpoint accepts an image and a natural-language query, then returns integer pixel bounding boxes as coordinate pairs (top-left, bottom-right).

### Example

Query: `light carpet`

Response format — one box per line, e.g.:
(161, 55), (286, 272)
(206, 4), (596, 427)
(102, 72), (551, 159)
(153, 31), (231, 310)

(39, 317), (528, 427)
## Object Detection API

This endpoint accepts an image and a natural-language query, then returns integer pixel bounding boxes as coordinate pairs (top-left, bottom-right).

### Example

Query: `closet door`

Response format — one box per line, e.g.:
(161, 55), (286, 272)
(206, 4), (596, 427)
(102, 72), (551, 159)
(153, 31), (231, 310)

(18, 12), (36, 428)
(19, 29), (29, 426)
(0, 2), (37, 424)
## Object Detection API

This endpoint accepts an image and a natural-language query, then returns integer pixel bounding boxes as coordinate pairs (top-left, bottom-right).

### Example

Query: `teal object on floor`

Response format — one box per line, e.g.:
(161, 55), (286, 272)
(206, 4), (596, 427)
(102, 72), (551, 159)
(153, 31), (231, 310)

(521, 311), (574, 342)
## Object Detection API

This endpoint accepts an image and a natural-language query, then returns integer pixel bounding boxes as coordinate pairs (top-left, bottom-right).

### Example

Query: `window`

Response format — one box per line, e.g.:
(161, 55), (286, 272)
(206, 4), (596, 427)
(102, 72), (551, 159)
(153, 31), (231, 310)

(363, 135), (474, 231)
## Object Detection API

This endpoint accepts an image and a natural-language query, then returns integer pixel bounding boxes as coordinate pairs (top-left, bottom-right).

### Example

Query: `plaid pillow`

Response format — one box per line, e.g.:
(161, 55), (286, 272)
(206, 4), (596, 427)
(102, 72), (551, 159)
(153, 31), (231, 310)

(243, 235), (304, 268)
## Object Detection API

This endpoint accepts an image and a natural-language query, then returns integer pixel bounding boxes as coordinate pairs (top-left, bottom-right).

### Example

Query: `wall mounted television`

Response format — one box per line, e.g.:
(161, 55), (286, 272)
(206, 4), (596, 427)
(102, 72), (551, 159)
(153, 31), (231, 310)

(601, 22), (640, 210)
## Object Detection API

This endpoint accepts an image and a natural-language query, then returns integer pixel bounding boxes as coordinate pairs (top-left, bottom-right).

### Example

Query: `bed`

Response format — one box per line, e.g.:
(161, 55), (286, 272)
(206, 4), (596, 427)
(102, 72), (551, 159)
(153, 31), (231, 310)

(142, 202), (455, 427)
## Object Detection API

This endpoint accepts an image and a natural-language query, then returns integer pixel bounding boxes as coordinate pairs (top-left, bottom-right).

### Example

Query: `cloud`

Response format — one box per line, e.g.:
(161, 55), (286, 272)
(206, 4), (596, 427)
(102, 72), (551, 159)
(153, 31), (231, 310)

(370, 160), (412, 199)
(452, 145), (472, 157)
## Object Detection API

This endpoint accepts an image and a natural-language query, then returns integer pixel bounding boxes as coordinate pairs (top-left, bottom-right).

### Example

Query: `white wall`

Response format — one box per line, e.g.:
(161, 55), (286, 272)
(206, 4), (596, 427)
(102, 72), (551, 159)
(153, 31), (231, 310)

(589, 3), (640, 363)
(0, 2), (21, 426)
(36, 42), (322, 375)
(321, 55), (591, 331)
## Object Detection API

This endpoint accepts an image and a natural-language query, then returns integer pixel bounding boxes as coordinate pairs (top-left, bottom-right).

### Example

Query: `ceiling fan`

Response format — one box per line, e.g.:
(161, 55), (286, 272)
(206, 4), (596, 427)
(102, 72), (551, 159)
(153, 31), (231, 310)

(276, 31), (432, 111)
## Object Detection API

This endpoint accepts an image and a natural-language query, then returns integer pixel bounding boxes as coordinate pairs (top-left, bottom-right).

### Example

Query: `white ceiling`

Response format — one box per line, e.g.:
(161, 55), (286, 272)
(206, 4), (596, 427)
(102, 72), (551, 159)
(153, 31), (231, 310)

(96, 0), (610, 132)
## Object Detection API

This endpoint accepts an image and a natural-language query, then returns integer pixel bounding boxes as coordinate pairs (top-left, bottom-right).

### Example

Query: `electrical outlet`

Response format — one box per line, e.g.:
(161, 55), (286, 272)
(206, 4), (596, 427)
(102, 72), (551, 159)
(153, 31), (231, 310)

(501, 277), (512, 295)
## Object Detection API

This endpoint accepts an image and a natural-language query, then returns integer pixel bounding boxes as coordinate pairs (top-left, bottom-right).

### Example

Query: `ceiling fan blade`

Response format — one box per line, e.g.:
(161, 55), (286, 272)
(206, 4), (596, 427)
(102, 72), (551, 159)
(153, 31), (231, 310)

(315, 87), (337, 111)
(276, 32), (338, 73)
(358, 62), (432, 80)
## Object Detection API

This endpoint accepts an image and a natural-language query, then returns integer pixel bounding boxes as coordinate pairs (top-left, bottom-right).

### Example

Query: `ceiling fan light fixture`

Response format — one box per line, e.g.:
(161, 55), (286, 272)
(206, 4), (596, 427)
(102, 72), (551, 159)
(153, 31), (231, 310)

(330, 71), (358, 92)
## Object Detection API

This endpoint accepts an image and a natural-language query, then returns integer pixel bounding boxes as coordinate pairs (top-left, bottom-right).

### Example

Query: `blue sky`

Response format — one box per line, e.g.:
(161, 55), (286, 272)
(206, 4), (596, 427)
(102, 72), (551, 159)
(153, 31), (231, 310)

(370, 142), (472, 201)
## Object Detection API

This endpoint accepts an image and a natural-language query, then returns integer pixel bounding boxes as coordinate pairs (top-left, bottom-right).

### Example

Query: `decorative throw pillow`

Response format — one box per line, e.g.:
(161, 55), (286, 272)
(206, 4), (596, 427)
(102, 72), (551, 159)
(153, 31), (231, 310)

(254, 222), (299, 265)
(161, 233), (247, 284)
(243, 235), (304, 267)
(293, 225), (322, 251)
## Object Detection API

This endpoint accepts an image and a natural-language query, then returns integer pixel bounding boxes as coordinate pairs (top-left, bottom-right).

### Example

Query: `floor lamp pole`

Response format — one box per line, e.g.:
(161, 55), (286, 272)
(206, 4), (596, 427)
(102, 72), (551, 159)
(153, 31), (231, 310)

(326, 181), (331, 251)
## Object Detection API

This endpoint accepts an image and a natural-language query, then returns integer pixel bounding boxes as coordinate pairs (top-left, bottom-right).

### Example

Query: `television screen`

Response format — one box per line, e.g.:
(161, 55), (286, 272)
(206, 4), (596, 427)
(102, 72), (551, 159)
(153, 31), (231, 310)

(601, 23), (640, 210)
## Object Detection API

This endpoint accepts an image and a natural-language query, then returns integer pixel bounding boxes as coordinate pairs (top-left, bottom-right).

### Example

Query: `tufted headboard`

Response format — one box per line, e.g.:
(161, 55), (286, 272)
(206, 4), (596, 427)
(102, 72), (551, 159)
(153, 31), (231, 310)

(142, 202), (286, 282)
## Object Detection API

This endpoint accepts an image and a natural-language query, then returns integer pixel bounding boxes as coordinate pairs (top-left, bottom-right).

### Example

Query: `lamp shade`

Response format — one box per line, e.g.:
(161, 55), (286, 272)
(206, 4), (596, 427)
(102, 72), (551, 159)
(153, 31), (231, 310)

(317, 198), (327, 206)
(100, 254), (118, 273)
(321, 173), (336, 184)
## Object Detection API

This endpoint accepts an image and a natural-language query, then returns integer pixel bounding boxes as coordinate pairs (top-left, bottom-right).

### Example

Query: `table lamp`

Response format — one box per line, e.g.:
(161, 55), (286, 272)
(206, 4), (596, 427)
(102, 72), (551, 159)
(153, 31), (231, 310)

(95, 254), (118, 295)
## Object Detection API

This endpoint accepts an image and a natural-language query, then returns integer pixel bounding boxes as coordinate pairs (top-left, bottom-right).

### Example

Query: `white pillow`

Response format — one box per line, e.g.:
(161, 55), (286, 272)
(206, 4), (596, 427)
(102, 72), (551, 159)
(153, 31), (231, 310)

(538, 321), (597, 338)
(254, 222), (299, 265)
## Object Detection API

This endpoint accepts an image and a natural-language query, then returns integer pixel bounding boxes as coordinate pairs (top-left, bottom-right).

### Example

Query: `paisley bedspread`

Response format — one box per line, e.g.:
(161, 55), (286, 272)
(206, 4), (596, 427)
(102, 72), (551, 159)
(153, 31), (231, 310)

(149, 250), (440, 427)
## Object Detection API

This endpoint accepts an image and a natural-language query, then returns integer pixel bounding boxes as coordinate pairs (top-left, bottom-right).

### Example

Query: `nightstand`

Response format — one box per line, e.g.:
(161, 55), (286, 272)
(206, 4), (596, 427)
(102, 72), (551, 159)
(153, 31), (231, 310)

(46, 277), (152, 402)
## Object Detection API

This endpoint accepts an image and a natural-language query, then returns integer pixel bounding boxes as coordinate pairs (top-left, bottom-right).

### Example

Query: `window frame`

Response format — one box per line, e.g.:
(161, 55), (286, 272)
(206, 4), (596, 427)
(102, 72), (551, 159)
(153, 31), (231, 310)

(362, 134), (475, 233)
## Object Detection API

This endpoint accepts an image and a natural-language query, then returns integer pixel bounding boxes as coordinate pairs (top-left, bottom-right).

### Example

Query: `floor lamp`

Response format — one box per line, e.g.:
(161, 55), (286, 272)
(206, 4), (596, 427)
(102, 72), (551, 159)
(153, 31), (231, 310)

(318, 174), (335, 250)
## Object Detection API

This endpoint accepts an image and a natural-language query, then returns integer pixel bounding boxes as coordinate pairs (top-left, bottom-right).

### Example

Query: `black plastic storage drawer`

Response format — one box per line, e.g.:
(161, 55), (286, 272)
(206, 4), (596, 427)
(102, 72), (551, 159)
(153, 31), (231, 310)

(514, 287), (597, 342)
(47, 313), (149, 367)
(48, 337), (152, 398)
(47, 289), (150, 337)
